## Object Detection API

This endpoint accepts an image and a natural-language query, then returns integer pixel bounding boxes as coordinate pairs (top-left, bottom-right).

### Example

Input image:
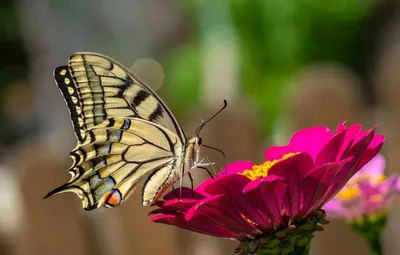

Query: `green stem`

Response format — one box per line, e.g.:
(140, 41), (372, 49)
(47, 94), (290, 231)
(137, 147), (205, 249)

(366, 236), (382, 255)
(254, 247), (310, 255)
(290, 247), (310, 255)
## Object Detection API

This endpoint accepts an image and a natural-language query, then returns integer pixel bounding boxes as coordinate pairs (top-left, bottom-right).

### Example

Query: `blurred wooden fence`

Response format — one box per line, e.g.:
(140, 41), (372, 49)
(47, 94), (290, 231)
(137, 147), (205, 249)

(2, 2), (400, 254)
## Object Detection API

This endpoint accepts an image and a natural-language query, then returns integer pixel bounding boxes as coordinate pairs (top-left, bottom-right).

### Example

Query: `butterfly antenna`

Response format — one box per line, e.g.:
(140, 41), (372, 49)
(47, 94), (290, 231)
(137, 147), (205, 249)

(202, 144), (227, 175)
(195, 100), (227, 136)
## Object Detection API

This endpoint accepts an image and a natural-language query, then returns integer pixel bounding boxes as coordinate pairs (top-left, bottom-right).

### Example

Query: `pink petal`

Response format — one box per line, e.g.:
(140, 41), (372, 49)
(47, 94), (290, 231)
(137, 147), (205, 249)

(220, 161), (255, 175)
(202, 174), (251, 195)
(195, 161), (254, 196)
(334, 121), (347, 134)
(264, 145), (290, 162)
(336, 124), (362, 158)
(200, 174), (271, 228)
(378, 175), (399, 195)
(185, 195), (256, 236)
(265, 126), (333, 161)
(301, 160), (349, 215)
(163, 187), (205, 200)
(149, 198), (201, 216)
(287, 126), (333, 160)
(396, 176), (400, 192)
(356, 133), (385, 171)
(315, 129), (346, 167)
(195, 161), (255, 196)
(163, 199), (200, 211)
(354, 153), (385, 178)
(243, 176), (287, 227)
(150, 214), (244, 239)
(268, 153), (314, 216)
(323, 199), (347, 218)
(324, 128), (378, 201)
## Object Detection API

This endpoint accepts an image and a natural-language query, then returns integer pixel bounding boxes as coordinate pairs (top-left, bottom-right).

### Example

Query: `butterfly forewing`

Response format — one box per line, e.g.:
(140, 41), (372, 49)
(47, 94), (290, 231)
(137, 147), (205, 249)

(58, 53), (185, 143)
(45, 52), (193, 210)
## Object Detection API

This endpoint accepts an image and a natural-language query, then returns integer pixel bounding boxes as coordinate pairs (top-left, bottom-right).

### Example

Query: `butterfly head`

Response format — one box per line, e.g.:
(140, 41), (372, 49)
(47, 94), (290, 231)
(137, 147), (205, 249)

(187, 136), (203, 164)
(195, 136), (202, 146)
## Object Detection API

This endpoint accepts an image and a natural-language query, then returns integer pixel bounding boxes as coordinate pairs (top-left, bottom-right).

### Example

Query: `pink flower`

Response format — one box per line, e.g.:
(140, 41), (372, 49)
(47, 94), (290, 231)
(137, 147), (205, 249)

(323, 153), (399, 219)
(150, 122), (384, 246)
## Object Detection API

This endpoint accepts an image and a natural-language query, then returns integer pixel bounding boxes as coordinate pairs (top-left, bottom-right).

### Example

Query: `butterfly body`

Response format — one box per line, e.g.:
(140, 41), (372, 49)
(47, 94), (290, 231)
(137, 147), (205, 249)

(45, 52), (204, 210)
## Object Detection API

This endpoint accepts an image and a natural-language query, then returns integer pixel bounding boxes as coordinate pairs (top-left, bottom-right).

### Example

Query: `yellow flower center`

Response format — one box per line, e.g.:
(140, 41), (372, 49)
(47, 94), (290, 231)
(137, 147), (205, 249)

(241, 153), (299, 181)
(337, 174), (386, 200)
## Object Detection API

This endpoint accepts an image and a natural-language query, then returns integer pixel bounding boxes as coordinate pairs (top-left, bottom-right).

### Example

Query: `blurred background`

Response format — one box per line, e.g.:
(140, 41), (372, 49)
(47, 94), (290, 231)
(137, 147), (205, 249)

(1, 0), (400, 254)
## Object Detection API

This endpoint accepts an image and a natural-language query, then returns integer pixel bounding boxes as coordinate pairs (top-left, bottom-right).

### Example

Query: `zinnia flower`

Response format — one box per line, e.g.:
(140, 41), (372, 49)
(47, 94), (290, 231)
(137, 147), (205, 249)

(150, 122), (384, 255)
(323, 153), (399, 255)
(323, 153), (399, 220)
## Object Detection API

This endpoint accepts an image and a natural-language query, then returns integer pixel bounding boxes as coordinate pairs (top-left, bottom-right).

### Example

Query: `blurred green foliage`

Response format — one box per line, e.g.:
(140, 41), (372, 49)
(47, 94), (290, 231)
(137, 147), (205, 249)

(0, 0), (28, 94)
(163, 0), (375, 136)
(163, 41), (202, 120)
(0, 0), (29, 146)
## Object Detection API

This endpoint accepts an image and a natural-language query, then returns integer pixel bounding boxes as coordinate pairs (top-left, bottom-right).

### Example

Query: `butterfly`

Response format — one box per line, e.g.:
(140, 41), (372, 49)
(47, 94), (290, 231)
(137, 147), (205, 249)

(44, 52), (226, 210)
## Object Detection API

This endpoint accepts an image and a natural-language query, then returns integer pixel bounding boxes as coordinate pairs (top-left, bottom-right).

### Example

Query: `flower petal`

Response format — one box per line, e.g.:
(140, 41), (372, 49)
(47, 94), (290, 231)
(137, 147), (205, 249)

(264, 145), (290, 162)
(221, 161), (255, 175)
(356, 132), (385, 171)
(288, 126), (333, 160)
(315, 128), (346, 167)
(336, 124), (362, 159)
(301, 160), (350, 215)
(185, 195), (256, 237)
(163, 187), (205, 201)
(243, 176), (287, 227)
(202, 174), (251, 195)
(194, 161), (254, 196)
(324, 128), (378, 202)
(265, 126), (333, 161)
(323, 199), (346, 218)
(201, 174), (271, 228)
(150, 214), (244, 239)
(268, 152), (314, 217)
(164, 198), (200, 211)
(354, 153), (385, 178)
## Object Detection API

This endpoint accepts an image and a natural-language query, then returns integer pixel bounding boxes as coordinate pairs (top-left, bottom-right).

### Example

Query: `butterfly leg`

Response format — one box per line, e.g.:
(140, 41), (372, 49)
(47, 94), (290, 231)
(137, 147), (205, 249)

(204, 156), (218, 176)
(172, 184), (179, 199)
(188, 172), (194, 198)
(196, 166), (214, 179)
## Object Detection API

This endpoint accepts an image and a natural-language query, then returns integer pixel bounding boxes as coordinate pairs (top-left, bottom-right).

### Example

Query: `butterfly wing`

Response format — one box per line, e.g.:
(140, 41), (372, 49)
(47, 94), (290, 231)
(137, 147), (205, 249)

(53, 52), (186, 145)
(45, 117), (183, 210)
(46, 52), (189, 209)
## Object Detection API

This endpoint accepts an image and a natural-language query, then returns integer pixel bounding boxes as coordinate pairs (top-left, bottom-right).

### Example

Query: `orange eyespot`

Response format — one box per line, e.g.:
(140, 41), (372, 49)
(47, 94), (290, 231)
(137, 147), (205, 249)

(104, 189), (122, 207)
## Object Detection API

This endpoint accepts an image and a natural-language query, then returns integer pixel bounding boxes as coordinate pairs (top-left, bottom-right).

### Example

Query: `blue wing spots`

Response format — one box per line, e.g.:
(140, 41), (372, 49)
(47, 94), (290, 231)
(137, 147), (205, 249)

(122, 119), (131, 130)
(107, 176), (116, 185)
(108, 130), (122, 143)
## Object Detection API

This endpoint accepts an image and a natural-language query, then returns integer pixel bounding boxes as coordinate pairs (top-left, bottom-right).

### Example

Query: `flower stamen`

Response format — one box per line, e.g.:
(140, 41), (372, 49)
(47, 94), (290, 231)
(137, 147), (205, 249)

(241, 153), (299, 181)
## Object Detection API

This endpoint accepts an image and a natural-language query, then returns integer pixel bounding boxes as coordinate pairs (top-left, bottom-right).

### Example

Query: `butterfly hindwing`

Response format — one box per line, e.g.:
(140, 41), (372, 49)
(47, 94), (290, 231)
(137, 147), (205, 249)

(45, 117), (182, 210)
